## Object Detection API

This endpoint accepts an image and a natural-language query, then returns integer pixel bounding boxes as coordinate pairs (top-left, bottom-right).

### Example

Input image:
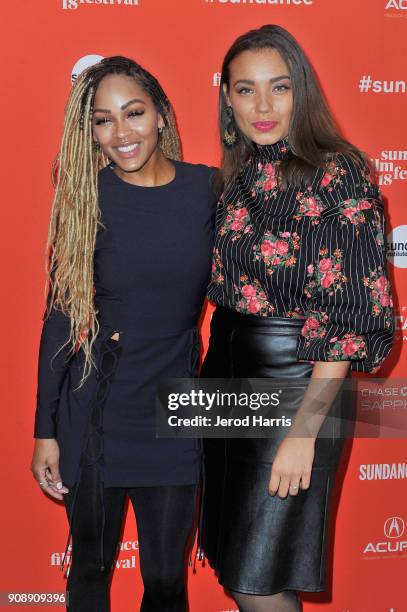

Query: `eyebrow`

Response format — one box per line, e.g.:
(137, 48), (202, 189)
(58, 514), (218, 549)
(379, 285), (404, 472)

(233, 75), (291, 87)
(93, 98), (146, 113)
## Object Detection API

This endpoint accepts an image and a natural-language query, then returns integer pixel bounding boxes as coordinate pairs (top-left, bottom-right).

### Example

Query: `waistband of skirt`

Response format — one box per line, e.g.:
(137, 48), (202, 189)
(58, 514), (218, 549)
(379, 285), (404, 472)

(212, 305), (306, 332)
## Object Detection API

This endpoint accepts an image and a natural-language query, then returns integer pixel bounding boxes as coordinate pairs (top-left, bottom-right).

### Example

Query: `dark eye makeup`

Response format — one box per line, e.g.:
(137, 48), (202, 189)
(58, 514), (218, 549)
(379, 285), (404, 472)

(93, 109), (145, 125)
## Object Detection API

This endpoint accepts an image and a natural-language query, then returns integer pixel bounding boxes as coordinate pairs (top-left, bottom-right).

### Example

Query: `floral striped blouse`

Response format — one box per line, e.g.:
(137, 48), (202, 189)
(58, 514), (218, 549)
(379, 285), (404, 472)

(207, 136), (394, 373)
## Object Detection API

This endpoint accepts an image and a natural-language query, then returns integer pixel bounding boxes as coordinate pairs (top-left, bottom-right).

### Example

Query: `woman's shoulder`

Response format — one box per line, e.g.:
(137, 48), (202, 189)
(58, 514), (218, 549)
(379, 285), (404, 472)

(316, 151), (381, 202)
(173, 159), (218, 180)
(172, 160), (219, 202)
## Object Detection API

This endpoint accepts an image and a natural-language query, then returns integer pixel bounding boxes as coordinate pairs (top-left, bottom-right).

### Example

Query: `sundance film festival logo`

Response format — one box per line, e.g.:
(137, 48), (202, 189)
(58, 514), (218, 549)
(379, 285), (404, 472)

(62, 0), (139, 10)
(363, 516), (407, 556)
(372, 149), (407, 186)
(205, 0), (313, 5)
(51, 539), (139, 570)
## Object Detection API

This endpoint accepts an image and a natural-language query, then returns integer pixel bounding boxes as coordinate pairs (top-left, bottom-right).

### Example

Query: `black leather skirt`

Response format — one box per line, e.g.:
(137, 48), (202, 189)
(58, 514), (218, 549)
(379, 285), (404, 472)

(200, 306), (347, 595)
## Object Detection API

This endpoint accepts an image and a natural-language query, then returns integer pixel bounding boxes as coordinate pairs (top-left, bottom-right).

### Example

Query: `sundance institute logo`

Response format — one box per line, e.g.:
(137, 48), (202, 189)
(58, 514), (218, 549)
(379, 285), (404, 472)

(62, 0), (139, 9)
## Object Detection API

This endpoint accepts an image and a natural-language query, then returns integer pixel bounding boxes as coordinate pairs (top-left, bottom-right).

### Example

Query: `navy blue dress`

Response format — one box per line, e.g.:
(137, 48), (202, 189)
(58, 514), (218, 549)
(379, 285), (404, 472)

(34, 159), (217, 491)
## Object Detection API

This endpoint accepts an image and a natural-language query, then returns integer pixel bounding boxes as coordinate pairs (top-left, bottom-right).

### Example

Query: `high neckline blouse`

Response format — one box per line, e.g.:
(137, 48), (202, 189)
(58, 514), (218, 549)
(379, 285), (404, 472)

(207, 144), (394, 373)
(251, 135), (291, 161)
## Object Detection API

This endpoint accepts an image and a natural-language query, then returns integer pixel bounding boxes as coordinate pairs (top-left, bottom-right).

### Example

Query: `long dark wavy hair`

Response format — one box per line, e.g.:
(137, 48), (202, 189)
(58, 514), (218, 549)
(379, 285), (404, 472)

(218, 24), (370, 190)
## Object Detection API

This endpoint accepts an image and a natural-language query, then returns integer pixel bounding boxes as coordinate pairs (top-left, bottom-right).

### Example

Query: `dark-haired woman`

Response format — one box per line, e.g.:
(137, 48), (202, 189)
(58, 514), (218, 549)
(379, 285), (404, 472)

(30, 57), (217, 611)
(200, 25), (394, 611)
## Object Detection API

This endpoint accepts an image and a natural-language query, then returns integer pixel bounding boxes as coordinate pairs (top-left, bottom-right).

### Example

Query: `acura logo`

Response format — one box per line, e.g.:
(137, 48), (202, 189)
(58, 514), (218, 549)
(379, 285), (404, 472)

(384, 516), (405, 539)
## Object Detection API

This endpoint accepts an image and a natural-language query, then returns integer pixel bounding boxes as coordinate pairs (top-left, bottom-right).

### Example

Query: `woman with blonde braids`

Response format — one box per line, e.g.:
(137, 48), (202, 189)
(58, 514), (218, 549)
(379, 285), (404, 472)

(30, 56), (217, 611)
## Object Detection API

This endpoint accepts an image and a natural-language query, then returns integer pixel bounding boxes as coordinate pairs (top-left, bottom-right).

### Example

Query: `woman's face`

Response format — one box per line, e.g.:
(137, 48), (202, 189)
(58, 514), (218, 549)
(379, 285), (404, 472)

(224, 47), (293, 146)
(92, 73), (164, 173)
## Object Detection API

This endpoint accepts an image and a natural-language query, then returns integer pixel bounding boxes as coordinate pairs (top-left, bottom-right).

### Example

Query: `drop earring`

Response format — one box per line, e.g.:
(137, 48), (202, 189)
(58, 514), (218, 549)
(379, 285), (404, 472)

(223, 106), (238, 148)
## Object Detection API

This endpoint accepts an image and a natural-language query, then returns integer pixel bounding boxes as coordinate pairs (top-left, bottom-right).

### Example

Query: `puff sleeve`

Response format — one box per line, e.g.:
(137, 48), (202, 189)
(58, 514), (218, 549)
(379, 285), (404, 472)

(296, 154), (394, 373)
(33, 286), (73, 439)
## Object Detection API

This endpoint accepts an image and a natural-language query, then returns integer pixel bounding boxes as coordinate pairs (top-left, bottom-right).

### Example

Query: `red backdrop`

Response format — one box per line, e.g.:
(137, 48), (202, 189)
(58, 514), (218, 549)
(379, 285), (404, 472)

(1, 1), (406, 610)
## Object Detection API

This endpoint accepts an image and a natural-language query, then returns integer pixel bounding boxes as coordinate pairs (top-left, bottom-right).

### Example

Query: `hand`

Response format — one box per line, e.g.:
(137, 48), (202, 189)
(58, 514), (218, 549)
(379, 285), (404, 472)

(268, 437), (315, 498)
(31, 439), (69, 500)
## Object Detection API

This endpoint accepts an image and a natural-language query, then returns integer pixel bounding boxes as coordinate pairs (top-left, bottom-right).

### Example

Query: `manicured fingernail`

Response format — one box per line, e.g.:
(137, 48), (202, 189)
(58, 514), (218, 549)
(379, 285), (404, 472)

(56, 482), (63, 490)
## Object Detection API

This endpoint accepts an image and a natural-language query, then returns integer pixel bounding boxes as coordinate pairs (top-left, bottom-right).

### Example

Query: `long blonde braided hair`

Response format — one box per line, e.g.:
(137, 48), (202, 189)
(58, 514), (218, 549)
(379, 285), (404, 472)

(44, 56), (182, 389)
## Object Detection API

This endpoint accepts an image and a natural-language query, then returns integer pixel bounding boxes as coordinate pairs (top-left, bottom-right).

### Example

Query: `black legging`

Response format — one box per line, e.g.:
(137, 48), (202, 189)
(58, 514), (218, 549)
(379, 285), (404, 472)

(63, 464), (197, 612)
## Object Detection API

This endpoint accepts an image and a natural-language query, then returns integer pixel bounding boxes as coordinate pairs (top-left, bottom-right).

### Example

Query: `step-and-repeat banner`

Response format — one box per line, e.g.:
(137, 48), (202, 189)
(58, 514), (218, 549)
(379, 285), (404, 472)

(1, 1), (406, 610)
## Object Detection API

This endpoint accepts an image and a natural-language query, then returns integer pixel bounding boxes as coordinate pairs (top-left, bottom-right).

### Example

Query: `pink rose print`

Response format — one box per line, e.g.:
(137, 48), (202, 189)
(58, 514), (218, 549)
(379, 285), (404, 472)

(220, 202), (253, 240)
(235, 207), (248, 219)
(261, 241), (276, 257)
(375, 275), (388, 293)
(231, 219), (244, 231)
(254, 231), (300, 276)
(263, 179), (276, 192)
(320, 159), (347, 191)
(275, 240), (289, 255)
(294, 190), (326, 225)
(304, 248), (346, 298)
(248, 298), (260, 314)
(253, 160), (280, 197)
(319, 258), (332, 272)
(305, 199), (321, 216)
(372, 206), (385, 247)
(339, 198), (372, 233)
(328, 334), (367, 361)
(321, 172), (333, 187)
(321, 271), (335, 288)
(235, 276), (274, 317)
(341, 338), (361, 356)
(362, 267), (393, 326)
(300, 311), (329, 345)
(241, 284), (257, 298)
(305, 317), (321, 330)
(342, 205), (358, 220)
